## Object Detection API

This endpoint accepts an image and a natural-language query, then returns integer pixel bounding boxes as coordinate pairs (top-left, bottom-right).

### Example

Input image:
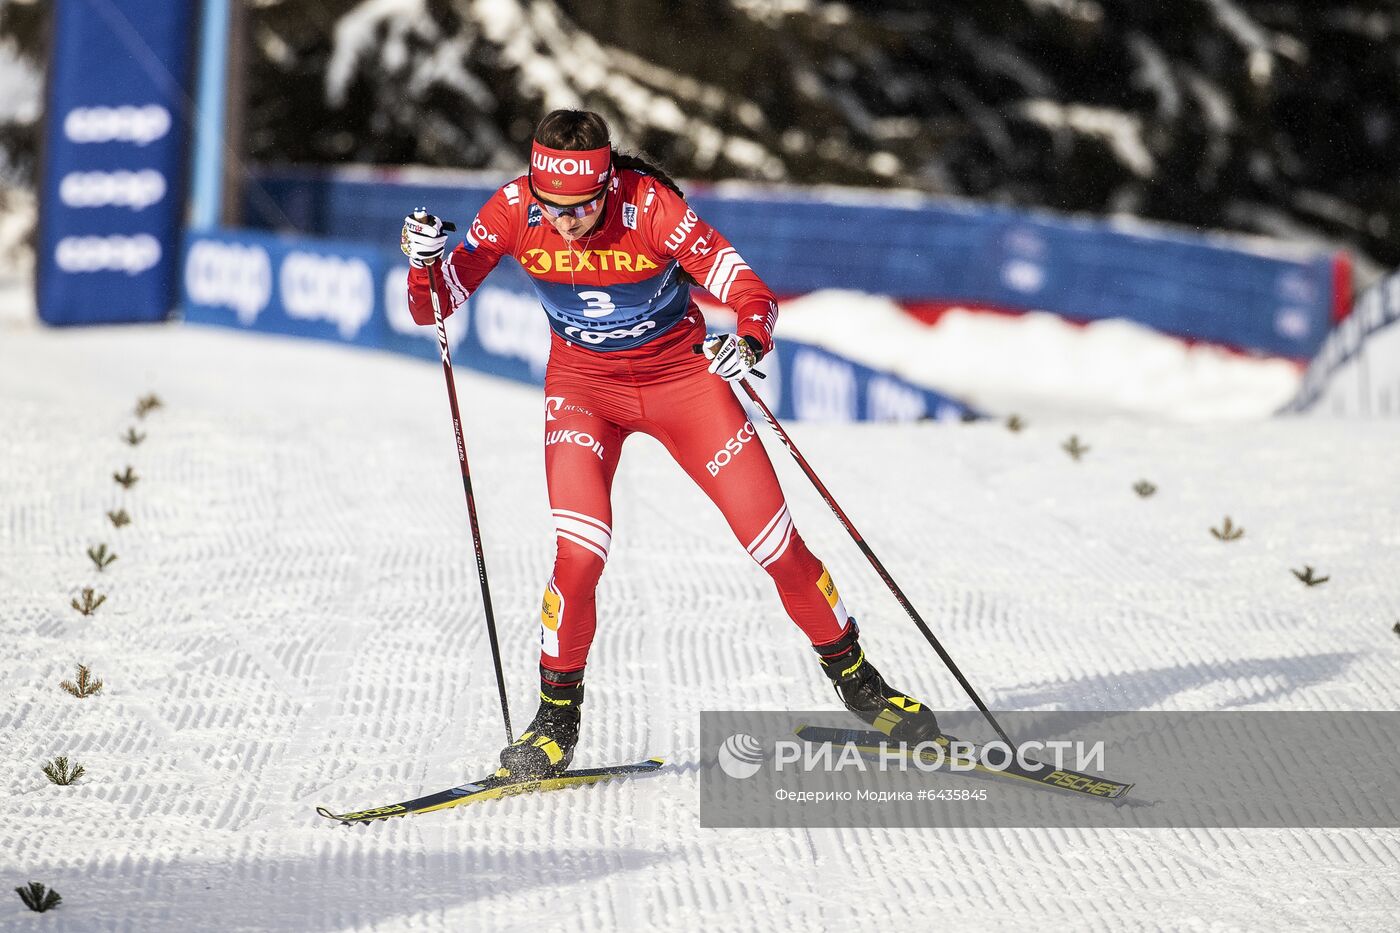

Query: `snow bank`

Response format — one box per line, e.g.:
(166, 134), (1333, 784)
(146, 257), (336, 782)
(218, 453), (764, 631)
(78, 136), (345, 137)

(772, 289), (1302, 419)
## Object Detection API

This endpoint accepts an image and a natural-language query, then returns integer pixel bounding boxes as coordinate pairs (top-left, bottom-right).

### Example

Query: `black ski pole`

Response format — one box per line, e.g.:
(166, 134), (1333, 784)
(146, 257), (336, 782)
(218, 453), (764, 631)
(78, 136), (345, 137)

(734, 371), (1014, 749)
(420, 213), (513, 745)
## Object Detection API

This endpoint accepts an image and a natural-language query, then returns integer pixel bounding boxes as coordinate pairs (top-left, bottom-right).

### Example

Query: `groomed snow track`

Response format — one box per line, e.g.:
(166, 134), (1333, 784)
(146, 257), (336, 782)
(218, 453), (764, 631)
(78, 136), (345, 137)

(3, 324), (1398, 931)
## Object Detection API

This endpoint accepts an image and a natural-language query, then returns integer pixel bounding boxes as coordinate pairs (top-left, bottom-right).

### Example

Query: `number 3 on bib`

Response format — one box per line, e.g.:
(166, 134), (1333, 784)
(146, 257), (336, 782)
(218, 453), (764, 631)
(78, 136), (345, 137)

(577, 290), (616, 318)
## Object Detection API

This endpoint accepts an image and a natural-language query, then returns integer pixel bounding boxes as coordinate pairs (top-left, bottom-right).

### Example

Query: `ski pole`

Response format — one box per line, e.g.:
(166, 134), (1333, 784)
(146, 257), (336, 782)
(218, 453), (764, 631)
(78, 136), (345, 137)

(420, 213), (513, 745)
(732, 369), (1014, 749)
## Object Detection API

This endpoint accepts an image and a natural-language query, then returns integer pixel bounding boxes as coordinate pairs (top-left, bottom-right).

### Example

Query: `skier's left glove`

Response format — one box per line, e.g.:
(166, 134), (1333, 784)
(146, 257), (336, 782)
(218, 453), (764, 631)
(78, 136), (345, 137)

(702, 333), (764, 383)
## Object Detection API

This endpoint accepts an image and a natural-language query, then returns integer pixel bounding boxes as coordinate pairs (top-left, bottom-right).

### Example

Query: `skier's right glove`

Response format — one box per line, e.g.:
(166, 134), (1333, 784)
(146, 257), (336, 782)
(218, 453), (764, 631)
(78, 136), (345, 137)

(401, 210), (447, 268)
(702, 333), (764, 383)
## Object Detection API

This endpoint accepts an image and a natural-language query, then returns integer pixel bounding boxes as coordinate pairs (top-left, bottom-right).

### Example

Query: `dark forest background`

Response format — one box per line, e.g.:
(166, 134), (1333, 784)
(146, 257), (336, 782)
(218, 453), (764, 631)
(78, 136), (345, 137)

(3, 0), (1397, 270)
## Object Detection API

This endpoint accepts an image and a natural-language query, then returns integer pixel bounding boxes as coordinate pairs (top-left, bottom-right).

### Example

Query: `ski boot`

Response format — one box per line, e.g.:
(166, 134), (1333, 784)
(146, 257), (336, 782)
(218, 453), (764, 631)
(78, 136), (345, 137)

(498, 666), (584, 779)
(814, 621), (942, 743)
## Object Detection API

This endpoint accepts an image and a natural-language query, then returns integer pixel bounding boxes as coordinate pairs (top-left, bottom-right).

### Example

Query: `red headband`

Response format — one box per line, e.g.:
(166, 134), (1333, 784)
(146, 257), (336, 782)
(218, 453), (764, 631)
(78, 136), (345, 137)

(529, 142), (612, 198)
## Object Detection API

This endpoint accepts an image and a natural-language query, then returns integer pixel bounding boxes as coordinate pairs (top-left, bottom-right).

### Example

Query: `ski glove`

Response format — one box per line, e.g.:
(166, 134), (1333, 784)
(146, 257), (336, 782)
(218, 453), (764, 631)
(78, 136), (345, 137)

(401, 210), (447, 268)
(702, 333), (764, 383)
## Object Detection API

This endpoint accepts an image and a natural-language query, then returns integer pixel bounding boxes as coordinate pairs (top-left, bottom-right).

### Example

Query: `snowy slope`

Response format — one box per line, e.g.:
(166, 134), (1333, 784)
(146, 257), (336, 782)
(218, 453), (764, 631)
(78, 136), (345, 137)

(3, 324), (1399, 931)
(767, 290), (1303, 420)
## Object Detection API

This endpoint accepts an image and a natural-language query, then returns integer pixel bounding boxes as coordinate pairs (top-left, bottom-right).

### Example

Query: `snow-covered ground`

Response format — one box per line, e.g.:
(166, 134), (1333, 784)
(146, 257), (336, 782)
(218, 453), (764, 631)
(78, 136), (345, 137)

(3, 323), (1398, 931)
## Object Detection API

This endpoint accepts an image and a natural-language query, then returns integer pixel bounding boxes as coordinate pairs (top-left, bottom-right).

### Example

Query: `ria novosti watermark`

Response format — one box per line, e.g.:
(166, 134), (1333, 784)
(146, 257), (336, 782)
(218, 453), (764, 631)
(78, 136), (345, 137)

(701, 711), (1400, 829)
(719, 732), (1107, 778)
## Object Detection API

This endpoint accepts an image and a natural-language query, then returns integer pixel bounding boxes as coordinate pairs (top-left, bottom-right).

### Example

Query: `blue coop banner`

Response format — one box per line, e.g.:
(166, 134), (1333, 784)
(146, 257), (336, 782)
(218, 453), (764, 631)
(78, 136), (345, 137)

(246, 168), (1343, 360)
(36, 0), (198, 325)
(182, 227), (975, 423)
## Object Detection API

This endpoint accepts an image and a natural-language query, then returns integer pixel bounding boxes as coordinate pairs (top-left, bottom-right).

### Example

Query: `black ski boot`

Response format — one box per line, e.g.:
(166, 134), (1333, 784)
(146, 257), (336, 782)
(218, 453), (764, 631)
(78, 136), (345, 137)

(814, 621), (942, 743)
(498, 666), (584, 779)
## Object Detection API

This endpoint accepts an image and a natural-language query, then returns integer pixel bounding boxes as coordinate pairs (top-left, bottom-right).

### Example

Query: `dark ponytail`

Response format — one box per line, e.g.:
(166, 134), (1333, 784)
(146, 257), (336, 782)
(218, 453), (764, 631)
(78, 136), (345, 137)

(611, 151), (686, 201)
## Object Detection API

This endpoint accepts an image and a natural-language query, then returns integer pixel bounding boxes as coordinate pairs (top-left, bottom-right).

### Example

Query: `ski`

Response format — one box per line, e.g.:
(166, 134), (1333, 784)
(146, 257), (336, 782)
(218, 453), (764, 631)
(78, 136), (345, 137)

(796, 725), (1133, 800)
(316, 758), (665, 825)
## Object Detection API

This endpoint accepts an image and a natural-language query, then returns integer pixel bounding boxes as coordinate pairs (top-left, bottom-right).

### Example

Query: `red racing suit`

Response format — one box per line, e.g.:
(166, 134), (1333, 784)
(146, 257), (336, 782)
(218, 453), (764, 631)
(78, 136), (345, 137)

(408, 169), (853, 675)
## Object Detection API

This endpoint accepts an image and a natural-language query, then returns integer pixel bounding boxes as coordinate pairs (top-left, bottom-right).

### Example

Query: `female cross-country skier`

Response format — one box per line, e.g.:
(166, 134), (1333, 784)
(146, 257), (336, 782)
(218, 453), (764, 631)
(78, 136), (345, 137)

(402, 109), (941, 778)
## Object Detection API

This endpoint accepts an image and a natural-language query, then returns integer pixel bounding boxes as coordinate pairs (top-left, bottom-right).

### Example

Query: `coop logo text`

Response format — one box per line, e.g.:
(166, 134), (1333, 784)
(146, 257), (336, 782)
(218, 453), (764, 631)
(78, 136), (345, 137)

(563, 321), (657, 345)
(279, 252), (374, 339)
(185, 240), (272, 322)
(59, 170), (167, 210)
(63, 105), (171, 145)
(56, 235), (161, 276)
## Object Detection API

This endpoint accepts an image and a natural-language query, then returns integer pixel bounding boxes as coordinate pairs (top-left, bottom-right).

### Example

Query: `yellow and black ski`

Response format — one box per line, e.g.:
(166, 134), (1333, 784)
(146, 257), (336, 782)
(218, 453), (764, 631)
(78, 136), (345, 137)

(796, 725), (1133, 800)
(317, 758), (665, 825)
